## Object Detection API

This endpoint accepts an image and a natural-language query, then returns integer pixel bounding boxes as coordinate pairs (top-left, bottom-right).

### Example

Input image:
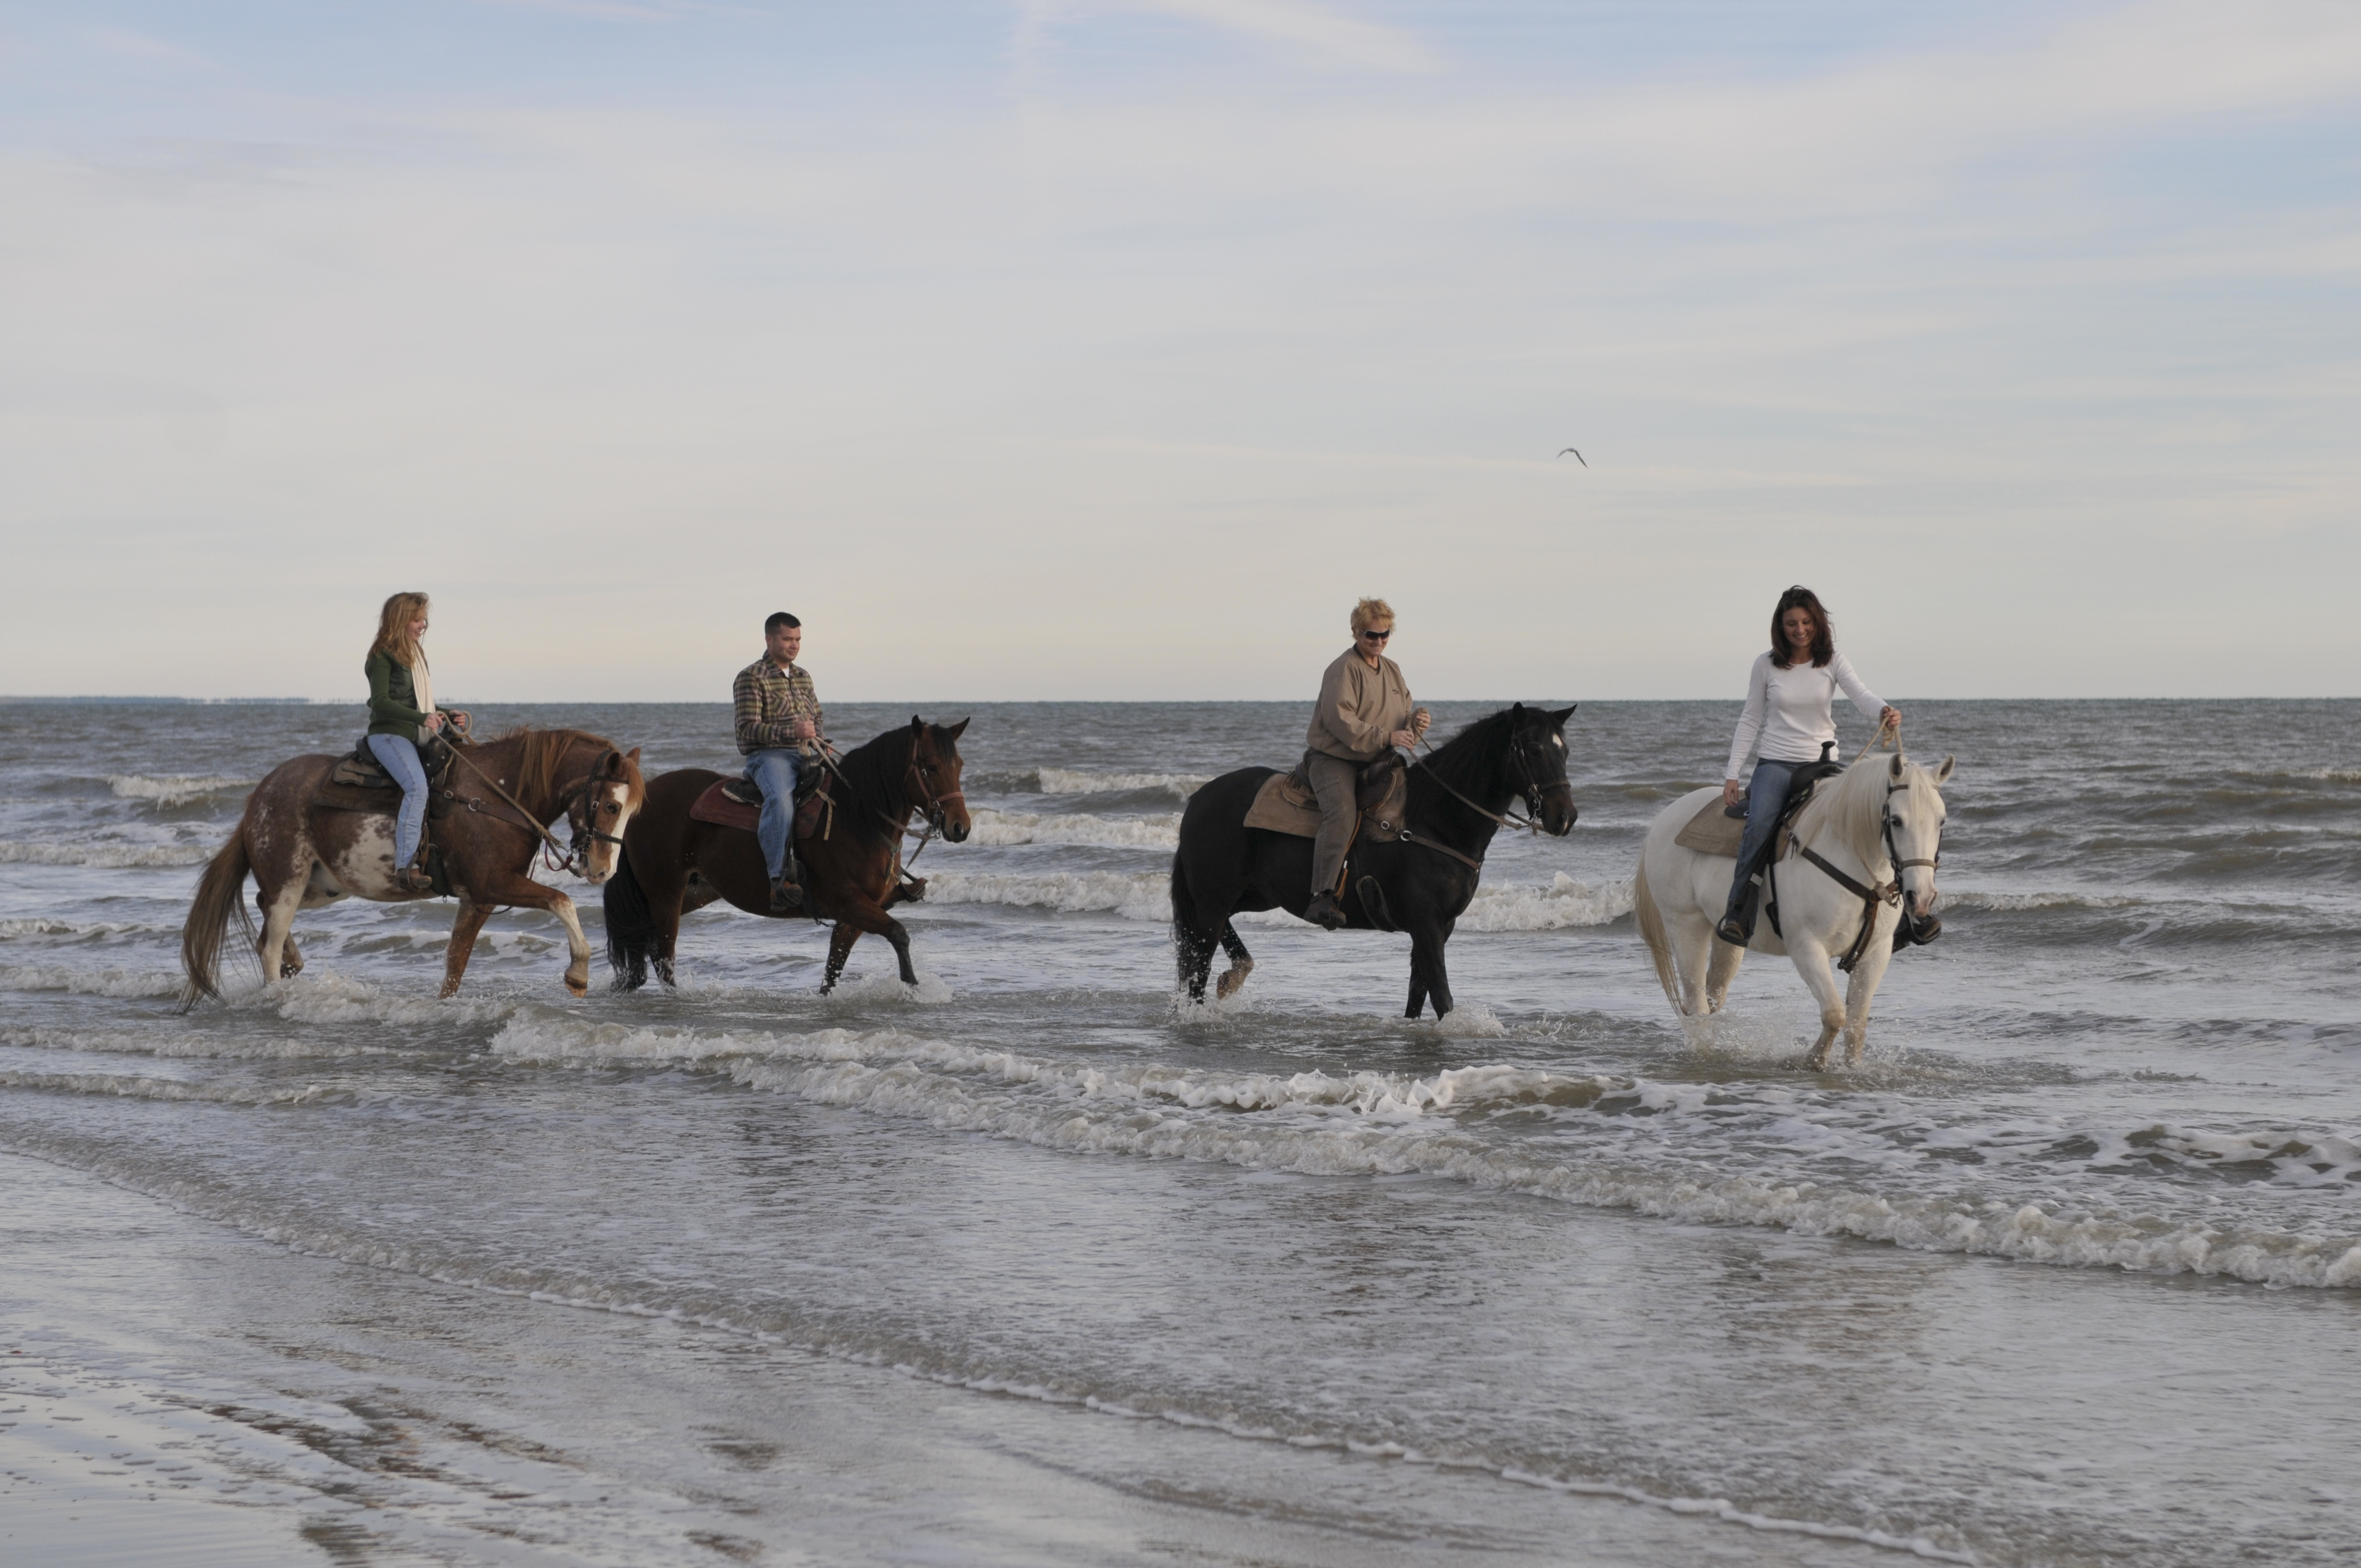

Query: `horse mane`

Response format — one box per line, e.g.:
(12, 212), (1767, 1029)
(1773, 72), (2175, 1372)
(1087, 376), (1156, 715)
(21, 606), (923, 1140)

(1413, 709), (1518, 793)
(829, 725), (916, 830)
(480, 726), (631, 807)
(1792, 752), (1895, 868)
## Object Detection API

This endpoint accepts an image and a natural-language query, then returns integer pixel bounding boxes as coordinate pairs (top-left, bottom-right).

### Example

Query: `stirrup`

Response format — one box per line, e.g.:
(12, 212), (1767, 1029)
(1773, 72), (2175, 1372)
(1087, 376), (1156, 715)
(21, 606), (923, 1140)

(1715, 915), (1750, 947)
(768, 875), (803, 913)
(1304, 891), (1346, 931)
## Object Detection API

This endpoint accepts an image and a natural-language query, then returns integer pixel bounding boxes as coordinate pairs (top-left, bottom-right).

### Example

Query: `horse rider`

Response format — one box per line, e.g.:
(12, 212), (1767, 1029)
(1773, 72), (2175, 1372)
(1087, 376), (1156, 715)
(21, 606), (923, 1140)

(363, 591), (471, 894)
(1303, 597), (1430, 931)
(1717, 585), (1901, 946)
(734, 611), (824, 912)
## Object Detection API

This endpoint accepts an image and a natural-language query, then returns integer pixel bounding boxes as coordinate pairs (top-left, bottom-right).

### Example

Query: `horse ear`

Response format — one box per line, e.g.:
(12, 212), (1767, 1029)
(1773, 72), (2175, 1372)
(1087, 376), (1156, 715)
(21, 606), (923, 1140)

(1511, 701), (1527, 721)
(1935, 754), (1956, 783)
(1552, 705), (1576, 725)
(623, 747), (640, 772)
(946, 717), (970, 741)
(910, 715), (925, 734)
(1889, 753), (1905, 779)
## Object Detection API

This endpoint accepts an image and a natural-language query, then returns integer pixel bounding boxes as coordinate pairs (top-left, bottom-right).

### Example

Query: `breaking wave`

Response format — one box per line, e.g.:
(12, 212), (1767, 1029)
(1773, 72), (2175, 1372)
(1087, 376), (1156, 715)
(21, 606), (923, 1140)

(0, 839), (213, 868)
(965, 809), (1182, 850)
(0, 963), (184, 998)
(106, 774), (255, 805)
(921, 869), (1630, 930)
(480, 1015), (2361, 1290)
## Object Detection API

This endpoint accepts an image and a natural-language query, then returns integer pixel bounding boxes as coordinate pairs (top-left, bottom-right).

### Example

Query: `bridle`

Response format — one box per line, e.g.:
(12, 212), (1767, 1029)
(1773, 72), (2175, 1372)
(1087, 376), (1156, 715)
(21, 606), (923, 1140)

(1413, 728), (1570, 836)
(562, 748), (630, 871)
(1793, 771), (1944, 973)
(444, 740), (629, 877)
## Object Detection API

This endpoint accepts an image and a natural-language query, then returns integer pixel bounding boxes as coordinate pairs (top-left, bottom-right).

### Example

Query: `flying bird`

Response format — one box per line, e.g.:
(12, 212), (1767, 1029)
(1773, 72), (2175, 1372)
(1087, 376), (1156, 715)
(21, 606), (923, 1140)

(1557, 448), (1587, 467)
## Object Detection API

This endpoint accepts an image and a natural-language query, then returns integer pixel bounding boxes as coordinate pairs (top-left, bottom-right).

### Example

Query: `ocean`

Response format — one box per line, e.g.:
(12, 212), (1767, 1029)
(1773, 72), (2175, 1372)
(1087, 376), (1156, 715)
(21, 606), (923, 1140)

(3, 696), (2358, 1567)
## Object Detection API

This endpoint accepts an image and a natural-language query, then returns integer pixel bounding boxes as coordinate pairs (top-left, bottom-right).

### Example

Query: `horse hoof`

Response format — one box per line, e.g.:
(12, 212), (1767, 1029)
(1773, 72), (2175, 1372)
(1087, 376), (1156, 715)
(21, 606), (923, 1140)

(1214, 961), (1253, 1000)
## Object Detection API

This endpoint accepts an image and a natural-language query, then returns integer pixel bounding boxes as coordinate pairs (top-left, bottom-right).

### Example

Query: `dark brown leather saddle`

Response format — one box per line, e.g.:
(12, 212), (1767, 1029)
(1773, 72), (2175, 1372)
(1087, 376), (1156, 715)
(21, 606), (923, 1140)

(325, 732), (459, 792)
(697, 767), (833, 840)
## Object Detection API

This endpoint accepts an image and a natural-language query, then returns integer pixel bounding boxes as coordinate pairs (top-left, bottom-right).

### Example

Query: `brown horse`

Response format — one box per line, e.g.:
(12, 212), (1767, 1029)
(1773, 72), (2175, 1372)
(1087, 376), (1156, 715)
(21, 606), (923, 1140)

(179, 729), (646, 1005)
(603, 717), (971, 994)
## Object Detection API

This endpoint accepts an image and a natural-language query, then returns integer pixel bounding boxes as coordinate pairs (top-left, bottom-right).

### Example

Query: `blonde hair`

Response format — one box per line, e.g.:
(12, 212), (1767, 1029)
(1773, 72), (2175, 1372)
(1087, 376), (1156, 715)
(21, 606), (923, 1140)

(371, 592), (431, 669)
(1351, 597), (1396, 634)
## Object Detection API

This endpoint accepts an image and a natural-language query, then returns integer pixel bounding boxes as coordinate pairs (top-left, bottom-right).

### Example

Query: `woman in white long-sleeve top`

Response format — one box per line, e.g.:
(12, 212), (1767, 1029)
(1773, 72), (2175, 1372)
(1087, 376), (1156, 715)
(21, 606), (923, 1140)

(1716, 586), (1901, 945)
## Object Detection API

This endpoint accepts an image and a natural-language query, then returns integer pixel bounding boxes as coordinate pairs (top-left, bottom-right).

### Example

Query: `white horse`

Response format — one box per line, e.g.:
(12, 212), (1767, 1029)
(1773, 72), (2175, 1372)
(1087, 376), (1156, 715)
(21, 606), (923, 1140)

(1633, 745), (1953, 1069)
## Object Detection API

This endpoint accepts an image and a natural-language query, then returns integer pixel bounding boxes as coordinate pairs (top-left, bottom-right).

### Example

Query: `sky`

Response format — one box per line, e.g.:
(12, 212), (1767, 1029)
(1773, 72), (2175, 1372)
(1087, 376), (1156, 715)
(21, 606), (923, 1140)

(1, 0), (2355, 701)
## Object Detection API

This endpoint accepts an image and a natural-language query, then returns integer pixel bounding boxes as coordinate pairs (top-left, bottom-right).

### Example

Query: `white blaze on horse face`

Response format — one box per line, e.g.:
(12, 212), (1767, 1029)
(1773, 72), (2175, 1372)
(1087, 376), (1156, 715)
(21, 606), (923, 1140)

(578, 781), (637, 884)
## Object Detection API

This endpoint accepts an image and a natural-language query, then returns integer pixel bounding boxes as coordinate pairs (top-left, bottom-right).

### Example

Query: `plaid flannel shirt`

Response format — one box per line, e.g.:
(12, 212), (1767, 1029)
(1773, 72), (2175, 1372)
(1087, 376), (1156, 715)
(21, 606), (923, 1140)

(733, 656), (823, 758)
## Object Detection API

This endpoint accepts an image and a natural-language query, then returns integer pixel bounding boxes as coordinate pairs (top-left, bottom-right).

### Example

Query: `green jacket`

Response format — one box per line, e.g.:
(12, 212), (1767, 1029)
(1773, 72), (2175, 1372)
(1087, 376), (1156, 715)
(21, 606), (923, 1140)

(365, 650), (449, 742)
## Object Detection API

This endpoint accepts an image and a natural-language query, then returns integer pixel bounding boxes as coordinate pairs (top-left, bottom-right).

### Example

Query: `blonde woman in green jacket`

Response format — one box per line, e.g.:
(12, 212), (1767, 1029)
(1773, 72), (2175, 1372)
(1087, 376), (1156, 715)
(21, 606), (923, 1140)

(365, 592), (470, 891)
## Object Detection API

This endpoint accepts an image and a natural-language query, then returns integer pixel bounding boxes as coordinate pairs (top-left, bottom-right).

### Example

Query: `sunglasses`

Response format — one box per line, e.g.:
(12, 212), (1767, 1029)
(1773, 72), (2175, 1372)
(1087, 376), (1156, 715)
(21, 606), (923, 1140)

(1359, 628), (1392, 640)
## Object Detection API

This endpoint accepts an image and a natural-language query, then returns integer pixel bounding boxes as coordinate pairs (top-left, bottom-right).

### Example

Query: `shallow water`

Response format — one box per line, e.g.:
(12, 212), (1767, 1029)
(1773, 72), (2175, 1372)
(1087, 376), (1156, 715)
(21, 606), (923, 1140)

(3, 698), (2359, 1566)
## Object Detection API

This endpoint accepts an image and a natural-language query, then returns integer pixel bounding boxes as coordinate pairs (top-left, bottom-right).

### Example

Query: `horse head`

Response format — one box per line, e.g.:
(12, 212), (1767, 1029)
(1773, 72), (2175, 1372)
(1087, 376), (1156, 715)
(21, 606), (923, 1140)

(1509, 703), (1581, 836)
(1885, 750), (1954, 928)
(569, 745), (646, 884)
(910, 716), (972, 844)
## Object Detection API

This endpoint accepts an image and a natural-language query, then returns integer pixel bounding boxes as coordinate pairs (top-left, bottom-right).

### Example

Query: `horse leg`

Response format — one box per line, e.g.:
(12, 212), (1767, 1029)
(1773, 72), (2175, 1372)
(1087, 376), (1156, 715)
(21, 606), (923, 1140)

(255, 872), (304, 983)
(831, 900), (918, 987)
(1213, 922), (1254, 1000)
(1703, 933), (1744, 1014)
(1791, 943), (1849, 1069)
(1840, 937), (1897, 1067)
(1407, 922), (1453, 1019)
(654, 897), (682, 989)
(821, 921), (861, 994)
(453, 868), (592, 997)
(255, 888), (308, 978)
(1175, 922), (1216, 1001)
(440, 897), (496, 998)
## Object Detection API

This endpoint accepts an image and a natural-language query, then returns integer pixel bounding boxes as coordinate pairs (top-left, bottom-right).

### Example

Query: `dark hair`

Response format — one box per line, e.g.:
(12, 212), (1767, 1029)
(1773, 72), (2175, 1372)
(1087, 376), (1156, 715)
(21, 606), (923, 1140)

(1769, 586), (1834, 669)
(764, 612), (802, 635)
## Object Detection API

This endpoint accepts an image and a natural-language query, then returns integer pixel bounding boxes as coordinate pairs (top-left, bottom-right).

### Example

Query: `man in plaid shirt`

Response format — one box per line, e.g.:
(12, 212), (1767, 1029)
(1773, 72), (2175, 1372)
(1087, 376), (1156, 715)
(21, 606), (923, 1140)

(735, 611), (824, 910)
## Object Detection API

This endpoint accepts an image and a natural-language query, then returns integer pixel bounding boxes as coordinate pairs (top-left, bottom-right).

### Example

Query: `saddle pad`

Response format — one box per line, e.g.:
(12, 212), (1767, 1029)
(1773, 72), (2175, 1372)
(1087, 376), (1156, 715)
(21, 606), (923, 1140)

(329, 754), (397, 789)
(690, 780), (830, 840)
(1242, 772), (1322, 837)
(1240, 767), (1411, 841)
(1672, 798), (1792, 860)
(690, 779), (762, 834)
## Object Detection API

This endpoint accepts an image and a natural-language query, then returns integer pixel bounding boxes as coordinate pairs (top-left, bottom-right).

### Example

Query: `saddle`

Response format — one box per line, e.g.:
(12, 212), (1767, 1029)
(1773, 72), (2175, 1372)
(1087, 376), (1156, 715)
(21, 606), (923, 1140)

(1674, 742), (1841, 863)
(325, 732), (459, 791)
(1242, 750), (1409, 841)
(694, 766), (834, 840)
(309, 733), (465, 895)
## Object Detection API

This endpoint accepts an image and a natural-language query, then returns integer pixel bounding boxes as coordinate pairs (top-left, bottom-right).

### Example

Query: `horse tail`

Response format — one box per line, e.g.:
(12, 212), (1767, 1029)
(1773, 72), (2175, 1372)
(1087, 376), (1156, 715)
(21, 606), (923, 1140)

(1631, 850), (1682, 1012)
(602, 844), (656, 992)
(178, 830), (256, 1011)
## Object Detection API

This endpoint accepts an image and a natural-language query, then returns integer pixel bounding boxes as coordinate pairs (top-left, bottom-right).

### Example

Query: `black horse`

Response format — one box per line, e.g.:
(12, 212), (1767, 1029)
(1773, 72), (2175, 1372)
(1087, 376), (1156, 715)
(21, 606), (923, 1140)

(1172, 704), (1579, 1018)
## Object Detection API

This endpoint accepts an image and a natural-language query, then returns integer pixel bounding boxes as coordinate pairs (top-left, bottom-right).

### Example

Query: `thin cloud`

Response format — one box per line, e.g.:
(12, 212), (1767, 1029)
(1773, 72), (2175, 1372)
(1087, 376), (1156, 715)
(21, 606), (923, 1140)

(1023, 0), (1435, 73)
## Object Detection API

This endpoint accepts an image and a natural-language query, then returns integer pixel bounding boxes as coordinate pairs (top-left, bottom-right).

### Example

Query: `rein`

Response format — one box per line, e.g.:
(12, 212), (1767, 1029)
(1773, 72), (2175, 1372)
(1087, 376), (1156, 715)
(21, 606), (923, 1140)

(1788, 721), (1941, 972)
(1411, 731), (1555, 835)
(820, 737), (964, 886)
(443, 738), (622, 876)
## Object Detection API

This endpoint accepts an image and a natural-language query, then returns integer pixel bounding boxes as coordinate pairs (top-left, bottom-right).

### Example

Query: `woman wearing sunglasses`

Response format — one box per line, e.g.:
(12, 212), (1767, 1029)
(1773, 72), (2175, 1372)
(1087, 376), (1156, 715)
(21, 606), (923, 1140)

(1302, 597), (1429, 930)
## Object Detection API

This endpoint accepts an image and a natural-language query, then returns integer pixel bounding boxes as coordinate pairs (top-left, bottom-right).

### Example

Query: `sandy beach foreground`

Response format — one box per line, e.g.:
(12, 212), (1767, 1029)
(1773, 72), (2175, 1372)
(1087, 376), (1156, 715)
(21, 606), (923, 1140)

(5, 1150), (1880, 1567)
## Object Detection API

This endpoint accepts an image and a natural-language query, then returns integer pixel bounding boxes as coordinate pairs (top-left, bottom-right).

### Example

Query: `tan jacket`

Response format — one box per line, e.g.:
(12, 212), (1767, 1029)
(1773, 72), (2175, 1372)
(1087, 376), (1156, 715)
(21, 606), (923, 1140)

(1307, 647), (1414, 764)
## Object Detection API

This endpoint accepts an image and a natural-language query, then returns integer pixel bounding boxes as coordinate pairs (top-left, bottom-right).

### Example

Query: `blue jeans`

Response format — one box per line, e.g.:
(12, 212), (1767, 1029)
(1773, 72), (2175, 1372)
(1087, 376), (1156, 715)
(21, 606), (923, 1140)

(744, 748), (802, 881)
(1723, 758), (1808, 920)
(367, 733), (430, 868)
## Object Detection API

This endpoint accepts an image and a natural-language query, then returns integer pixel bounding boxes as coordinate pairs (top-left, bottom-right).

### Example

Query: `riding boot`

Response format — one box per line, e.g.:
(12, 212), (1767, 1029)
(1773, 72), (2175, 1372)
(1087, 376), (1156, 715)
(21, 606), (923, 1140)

(1716, 880), (1758, 947)
(1304, 890), (1346, 931)
(768, 846), (805, 913)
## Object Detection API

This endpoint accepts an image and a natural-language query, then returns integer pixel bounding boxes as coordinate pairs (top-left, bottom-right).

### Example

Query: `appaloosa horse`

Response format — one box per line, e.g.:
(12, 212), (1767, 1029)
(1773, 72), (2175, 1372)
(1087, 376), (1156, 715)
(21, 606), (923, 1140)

(604, 717), (971, 994)
(179, 729), (645, 1004)
(1172, 705), (1579, 1019)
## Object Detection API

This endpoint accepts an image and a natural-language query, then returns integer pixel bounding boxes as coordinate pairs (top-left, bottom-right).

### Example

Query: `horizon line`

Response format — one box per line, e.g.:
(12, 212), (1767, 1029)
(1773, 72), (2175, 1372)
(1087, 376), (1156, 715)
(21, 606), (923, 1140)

(7, 694), (2358, 706)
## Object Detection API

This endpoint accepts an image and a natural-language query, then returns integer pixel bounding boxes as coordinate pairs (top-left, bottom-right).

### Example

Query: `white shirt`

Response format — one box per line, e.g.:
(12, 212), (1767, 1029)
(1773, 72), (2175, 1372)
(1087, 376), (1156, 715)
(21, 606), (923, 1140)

(1724, 650), (1885, 777)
